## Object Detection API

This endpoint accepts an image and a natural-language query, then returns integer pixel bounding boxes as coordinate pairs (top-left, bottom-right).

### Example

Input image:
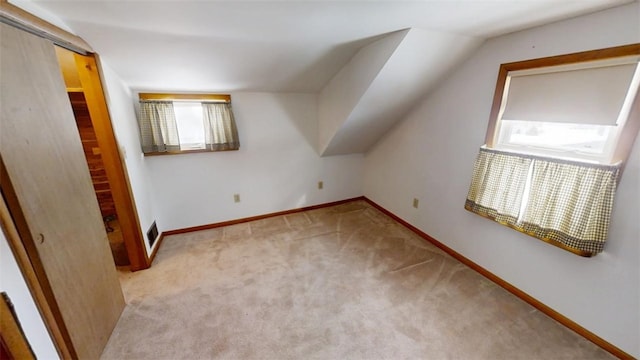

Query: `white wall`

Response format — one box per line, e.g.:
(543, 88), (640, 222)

(318, 30), (406, 153)
(322, 28), (482, 156)
(0, 229), (59, 360)
(146, 92), (364, 232)
(363, 3), (640, 357)
(100, 62), (160, 255)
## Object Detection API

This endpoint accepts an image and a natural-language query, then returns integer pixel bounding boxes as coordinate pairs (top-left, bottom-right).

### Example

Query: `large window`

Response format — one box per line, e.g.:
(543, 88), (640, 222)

(466, 44), (640, 256)
(492, 57), (640, 164)
(137, 93), (240, 155)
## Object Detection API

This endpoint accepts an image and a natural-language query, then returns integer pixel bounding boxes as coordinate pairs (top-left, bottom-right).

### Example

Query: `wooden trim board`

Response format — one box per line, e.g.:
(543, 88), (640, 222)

(152, 197), (365, 265)
(139, 93), (230, 102)
(0, 292), (35, 360)
(162, 197), (365, 236)
(75, 53), (150, 271)
(362, 197), (634, 360)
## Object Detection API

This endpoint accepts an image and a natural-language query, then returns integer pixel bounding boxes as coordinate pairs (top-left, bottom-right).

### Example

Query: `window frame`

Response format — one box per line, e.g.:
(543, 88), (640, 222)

(484, 44), (640, 171)
(137, 93), (235, 156)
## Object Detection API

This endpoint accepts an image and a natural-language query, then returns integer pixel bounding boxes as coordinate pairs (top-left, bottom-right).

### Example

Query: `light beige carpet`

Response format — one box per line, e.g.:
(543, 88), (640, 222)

(102, 200), (614, 359)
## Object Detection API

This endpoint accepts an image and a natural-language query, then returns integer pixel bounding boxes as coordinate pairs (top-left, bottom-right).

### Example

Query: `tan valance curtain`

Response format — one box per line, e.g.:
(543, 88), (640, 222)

(138, 101), (180, 153)
(465, 147), (621, 256)
(519, 160), (620, 254)
(202, 102), (240, 151)
(465, 149), (531, 226)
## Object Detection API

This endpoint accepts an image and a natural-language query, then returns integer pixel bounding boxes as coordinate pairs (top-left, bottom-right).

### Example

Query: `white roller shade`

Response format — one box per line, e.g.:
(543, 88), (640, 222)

(502, 63), (637, 125)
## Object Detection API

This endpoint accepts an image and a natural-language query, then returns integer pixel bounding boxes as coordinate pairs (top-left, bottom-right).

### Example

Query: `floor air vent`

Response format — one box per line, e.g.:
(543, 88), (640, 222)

(147, 221), (158, 248)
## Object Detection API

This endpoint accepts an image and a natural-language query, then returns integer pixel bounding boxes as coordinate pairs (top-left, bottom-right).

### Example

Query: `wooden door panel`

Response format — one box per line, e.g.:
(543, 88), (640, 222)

(0, 23), (125, 359)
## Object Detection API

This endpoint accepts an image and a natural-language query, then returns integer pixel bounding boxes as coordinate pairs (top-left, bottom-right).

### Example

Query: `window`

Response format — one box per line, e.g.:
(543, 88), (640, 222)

(173, 102), (206, 150)
(495, 121), (612, 158)
(492, 57), (640, 164)
(137, 93), (240, 155)
(466, 44), (640, 256)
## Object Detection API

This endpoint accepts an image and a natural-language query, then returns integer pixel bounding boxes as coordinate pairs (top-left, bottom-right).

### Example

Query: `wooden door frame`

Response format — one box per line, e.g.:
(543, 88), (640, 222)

(1, 291), (36, 360)
(73, 53), (150, 271)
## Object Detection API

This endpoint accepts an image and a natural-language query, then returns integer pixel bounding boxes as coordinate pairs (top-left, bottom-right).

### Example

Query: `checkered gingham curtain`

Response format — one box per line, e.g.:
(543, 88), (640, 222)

(138, 100), (180, 153)
(519, 159), (620, 254)
(202, 102), (240, 151)
(466, 147), (621, 256)
(465, 148), (531, 226)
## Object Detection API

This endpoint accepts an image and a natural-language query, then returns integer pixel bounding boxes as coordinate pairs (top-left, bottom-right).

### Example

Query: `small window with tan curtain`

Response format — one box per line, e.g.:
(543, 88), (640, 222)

(465, 44), (640, 257)
(137, 93), (240, 155)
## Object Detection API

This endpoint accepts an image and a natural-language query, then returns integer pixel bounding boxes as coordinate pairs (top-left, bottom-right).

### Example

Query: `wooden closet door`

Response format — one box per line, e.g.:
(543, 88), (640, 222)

(0, 23), (125, 359)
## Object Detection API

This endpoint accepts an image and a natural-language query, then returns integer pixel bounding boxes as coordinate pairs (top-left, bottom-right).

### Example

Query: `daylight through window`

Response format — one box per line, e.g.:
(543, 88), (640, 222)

(173, 102), (206, 150)
(493, 57), (640, 164)
(137, 93), (239, 155)
(465, 44), (640, 256)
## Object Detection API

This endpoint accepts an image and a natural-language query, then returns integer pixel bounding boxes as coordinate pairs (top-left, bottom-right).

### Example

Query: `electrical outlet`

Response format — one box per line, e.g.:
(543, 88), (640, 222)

(233, 194), (240, 203)
(318, 181), (323, 190)
(413, 198), (419, 208)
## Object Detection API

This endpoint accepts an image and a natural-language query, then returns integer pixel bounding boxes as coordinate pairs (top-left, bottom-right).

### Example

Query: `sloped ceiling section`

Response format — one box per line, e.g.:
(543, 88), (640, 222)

(318, 30), (408, 155)
(319, 28), (482, 156)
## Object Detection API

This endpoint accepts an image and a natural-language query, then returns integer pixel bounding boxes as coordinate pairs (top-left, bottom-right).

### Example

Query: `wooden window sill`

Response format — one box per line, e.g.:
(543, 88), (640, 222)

(143, 148), (238, 156)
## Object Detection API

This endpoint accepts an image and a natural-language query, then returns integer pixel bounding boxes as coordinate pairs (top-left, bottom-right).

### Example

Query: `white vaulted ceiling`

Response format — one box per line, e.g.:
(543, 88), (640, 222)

(22, 0), (631, 93)
(15, 0), (634, 154)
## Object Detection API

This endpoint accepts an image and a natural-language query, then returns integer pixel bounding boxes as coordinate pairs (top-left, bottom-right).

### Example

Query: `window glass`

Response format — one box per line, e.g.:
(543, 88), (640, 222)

(173, 102), (205, 150)
(492, 58), (639, 164)
(495, 120), (613, 161)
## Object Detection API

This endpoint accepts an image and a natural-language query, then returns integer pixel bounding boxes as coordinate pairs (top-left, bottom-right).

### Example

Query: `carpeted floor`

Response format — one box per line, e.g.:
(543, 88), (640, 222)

(102, 200), (614, 359)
